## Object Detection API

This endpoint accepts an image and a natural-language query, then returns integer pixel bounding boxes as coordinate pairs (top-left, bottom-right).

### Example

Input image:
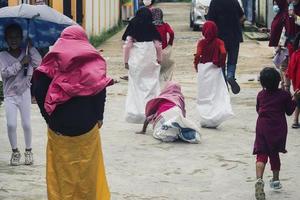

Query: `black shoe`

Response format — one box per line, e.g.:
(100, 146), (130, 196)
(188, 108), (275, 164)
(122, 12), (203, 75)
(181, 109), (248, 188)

(227, 77), (240, 94)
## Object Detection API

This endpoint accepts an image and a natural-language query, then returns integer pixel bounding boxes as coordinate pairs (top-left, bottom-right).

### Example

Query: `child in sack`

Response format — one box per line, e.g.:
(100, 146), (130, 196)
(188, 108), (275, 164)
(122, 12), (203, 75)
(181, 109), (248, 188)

(152, 8), (175, 82)
(193, 21), (234, 128)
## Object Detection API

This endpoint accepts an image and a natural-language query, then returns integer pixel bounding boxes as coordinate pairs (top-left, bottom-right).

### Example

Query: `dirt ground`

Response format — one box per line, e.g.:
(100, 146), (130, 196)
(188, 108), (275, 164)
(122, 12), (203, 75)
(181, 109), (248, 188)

(0, 2), (300, 200)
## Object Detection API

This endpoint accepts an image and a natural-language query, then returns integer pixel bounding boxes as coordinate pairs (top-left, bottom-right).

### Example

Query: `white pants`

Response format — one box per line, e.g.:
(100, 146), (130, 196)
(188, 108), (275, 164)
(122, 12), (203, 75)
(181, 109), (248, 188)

(4, 89), (32, 150)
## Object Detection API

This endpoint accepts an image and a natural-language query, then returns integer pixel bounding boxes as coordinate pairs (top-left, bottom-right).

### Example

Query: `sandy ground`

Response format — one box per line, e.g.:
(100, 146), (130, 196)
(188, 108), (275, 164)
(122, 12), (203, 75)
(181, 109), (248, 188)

(0, 3), (300, 200)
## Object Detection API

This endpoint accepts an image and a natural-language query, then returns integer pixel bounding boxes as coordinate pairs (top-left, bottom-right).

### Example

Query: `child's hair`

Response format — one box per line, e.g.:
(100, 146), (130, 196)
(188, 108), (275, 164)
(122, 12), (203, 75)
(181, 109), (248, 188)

(260, 67), (281, 91)
(4, 23), (23, 39)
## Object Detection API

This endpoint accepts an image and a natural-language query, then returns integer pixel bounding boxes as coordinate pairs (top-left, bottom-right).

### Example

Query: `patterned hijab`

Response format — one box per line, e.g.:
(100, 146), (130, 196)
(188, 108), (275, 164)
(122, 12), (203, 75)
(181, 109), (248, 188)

(152, 8), (164, 25)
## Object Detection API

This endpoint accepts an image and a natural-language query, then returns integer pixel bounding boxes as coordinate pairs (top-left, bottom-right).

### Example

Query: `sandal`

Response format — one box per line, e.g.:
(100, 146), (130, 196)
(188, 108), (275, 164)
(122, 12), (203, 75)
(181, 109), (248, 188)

(292, 123), (300, 129)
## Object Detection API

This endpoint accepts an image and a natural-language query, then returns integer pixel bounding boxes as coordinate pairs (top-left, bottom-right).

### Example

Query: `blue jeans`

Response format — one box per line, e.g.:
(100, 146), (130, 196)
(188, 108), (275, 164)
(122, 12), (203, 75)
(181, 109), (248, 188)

(242, 0), (254, 22)
(224, 43), (240, 79)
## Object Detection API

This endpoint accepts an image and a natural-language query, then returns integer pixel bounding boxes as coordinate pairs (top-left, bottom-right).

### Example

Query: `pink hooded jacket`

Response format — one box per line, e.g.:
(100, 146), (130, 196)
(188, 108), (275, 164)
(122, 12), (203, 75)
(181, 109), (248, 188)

(36, 25), (113, 115)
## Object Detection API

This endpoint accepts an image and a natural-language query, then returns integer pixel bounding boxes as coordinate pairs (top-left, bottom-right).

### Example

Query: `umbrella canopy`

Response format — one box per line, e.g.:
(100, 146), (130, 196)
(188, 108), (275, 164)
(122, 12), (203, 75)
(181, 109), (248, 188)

(0, 4), (76, 49)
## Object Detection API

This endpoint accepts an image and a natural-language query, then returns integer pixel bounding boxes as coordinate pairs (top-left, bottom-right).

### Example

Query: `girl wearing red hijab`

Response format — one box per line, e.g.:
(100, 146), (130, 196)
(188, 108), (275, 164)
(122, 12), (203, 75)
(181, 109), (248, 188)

(193, 21), (234, 128)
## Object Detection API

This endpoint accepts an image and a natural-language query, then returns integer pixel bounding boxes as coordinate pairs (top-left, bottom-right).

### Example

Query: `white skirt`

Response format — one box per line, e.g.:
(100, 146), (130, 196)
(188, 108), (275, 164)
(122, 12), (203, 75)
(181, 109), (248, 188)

(196, 62), (234, 128)
(125, 42), (161, 124)
(160, 45), (175, 83)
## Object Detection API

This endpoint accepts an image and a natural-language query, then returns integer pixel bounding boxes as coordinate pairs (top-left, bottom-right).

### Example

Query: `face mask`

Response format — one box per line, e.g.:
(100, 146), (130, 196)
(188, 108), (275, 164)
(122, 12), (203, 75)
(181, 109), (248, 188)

(273, 5), (280, 13)
(143, 0), (152, 7)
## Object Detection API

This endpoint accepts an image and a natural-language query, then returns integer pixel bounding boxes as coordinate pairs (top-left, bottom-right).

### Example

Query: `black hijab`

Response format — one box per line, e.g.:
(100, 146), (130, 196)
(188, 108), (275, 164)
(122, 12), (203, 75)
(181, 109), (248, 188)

(122, 7), (161, 42)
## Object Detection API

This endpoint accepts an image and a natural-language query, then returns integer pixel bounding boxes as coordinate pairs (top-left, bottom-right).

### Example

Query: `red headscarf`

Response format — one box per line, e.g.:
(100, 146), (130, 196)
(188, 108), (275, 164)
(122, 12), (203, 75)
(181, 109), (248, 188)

(194, 21), (226, 67)
(36, 25), (113, 115)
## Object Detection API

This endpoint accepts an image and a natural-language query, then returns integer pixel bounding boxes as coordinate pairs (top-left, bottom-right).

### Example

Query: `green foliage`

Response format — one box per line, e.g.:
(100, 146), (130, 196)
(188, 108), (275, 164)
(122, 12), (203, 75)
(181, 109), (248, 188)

(121, 0), (132, 4)
(89, 22), (124, 48)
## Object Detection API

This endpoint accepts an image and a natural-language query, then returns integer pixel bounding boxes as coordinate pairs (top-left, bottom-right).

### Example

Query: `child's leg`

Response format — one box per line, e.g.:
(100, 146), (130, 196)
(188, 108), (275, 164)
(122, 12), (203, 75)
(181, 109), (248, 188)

(294, 107), (300, 125)
(19, 89), (32, 150)
(4, 98), (19, 150)
(269, 153), (281, 181)
(256, 154), (268, 179)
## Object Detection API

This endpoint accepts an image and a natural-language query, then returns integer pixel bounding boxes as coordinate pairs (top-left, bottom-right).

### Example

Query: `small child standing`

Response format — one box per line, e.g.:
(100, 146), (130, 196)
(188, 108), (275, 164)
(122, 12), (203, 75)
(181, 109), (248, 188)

(194, 21), (234, 128)
(0, 24), (42, 166)
(152, 8), (175, 82)
(254, 67), (299, 200)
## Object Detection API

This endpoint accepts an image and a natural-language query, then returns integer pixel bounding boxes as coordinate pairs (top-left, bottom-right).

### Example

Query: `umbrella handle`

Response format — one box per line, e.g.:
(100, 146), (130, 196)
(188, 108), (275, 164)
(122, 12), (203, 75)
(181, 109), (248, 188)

(23, 43), (30, 76)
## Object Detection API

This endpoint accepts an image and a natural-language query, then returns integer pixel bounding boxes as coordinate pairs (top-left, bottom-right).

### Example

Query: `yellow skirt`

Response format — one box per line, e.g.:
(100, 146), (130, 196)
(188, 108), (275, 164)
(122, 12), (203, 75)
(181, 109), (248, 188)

(46, 125), (110, 200)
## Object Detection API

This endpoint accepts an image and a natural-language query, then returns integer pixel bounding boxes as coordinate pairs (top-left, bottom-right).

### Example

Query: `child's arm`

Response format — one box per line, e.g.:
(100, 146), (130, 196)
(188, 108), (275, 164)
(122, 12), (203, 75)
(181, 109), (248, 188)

(29, 47), (42, 69)
(194, 41), (202, 72)
(136, 119), (149, 134)
(0, 56), (23, 78)
(123, 36), (134, 67)
(166, 23), (174, 46)
(154, 40), (162, 64)
(256, 94), (260, 113)
(285, 91), (298, 116)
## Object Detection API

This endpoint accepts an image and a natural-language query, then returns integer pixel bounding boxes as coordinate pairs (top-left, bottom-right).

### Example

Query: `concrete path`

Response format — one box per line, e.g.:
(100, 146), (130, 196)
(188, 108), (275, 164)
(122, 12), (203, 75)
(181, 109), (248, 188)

(0, 3), (299, 200)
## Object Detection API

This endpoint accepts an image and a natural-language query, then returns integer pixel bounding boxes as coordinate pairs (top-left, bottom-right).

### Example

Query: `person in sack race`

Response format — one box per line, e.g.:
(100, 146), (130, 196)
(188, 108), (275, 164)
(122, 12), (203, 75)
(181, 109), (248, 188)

(193, 21), (234, 128)
(0, 23), (42, 166)
(137, 81), (201, 143)
(120, 0), (157, 81)
(287, 32), (300, 128)
(123, 7), (162, 124)
(207, 0), (245, 94)
(152, 8), (175, 83)
(34, 25), (112, 200)
(253, 67), (300, 200)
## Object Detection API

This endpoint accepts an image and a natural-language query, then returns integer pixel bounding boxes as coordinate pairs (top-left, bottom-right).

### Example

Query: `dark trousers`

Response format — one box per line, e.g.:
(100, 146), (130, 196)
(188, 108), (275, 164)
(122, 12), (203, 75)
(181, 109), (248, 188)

(223, 43), (240, 79)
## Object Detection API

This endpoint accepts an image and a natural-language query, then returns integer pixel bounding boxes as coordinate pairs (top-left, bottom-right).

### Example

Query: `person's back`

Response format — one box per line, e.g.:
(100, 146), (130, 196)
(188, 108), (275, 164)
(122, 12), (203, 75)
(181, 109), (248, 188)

(156, 22), (174, 49)
(208, 0), (243, 46)
(257, 89), (294, 121)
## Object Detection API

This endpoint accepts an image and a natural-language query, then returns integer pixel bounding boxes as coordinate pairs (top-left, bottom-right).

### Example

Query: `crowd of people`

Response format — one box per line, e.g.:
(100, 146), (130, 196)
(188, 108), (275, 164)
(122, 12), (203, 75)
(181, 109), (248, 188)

(0, 0), (300, 199)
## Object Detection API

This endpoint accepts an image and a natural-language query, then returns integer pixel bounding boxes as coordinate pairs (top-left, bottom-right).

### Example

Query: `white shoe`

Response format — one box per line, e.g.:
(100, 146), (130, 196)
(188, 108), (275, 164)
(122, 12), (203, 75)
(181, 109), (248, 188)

(270, 179), (282, 190)
(24, 151), (33, 165)
(10, 151), (21, 166)
(255, 178), (266, 200)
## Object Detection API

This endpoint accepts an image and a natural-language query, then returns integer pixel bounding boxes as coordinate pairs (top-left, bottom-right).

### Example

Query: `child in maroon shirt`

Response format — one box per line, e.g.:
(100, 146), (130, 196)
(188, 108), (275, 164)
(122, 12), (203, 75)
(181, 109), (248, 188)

(254, 67), (299, 200)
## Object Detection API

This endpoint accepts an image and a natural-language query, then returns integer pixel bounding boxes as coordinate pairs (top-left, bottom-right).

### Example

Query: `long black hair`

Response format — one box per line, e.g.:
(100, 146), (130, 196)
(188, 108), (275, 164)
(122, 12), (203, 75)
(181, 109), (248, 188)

(122, 7), (161, 42)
